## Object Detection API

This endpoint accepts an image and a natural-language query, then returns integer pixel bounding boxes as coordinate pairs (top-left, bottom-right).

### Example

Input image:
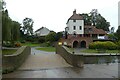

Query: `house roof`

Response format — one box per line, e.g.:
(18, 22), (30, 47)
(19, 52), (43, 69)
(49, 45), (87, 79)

(35, 27), (50, 32)
(84, 25), (107, 34)
(67, 10), (83, 24)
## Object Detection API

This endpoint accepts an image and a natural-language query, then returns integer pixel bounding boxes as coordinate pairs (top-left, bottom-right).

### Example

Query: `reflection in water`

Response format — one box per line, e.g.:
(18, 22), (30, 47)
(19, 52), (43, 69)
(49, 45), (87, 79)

(85, 56), (120, 64)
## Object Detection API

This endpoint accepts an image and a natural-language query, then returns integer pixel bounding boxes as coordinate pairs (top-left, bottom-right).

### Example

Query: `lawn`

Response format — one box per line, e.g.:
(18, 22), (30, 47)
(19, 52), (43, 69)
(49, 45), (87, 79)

(36, 47), (56, 52)
(2, 49), (17, 55)
(81, 49), (119, 53)
(22, 42), (40, 47)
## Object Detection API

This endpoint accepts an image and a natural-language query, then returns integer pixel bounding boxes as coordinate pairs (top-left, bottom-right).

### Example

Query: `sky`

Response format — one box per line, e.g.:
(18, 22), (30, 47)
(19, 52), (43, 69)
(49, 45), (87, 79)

(5, 0), (120, 32)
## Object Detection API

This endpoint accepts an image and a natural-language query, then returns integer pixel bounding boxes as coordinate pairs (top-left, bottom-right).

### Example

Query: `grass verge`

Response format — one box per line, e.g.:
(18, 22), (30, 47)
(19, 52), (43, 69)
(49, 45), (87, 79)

(36, 47), (55, 52)
(2, 49), (17, 55)
(22, 43), (40, 47)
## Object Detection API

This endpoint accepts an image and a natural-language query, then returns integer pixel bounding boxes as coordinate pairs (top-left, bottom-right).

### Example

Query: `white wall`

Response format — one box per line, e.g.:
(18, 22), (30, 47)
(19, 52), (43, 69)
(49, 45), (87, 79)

(67, 20), (84, 34)
(36, 27), (50, 36)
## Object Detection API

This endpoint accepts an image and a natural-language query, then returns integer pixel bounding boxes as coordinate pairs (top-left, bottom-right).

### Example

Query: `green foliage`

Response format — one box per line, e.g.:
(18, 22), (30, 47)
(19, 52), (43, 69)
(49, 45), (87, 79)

(2, 10), (11, 41)
(11, 21), (21, 41)
(81, 9), (110, 31)
(45, 32), (56, 43)
(22, 17), (34, 35)
(116, 26), (120, 40)
(108, 33), (117, 40)
(81, 49), (119, 53)
(55, 32), (63, 41)
(116, 40), (120, 50)
(95, 15), (110, 31)
(2, 6), (21, 47)
(3, 41), (13, 47)
(81, 13), (91, 25)
(40, 42), (51, 47)
(38, 36), (45, 43)
(89, 41), (118, 50)
(2, 49), (17, 55)
(3, 41), (22, 47)
(22, 42), (40, 47)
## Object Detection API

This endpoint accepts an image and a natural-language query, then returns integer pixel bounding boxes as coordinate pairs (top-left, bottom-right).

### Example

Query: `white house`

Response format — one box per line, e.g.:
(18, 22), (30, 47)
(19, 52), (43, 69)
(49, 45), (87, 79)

(34, 27), (50, 36)
(66, 9), (84, 35)
(61, 9), (107, 48)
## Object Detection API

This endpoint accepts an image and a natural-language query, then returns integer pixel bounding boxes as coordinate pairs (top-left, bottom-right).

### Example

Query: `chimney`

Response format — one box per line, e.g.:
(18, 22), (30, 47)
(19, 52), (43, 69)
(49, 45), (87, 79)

(73, 9), (76, 14)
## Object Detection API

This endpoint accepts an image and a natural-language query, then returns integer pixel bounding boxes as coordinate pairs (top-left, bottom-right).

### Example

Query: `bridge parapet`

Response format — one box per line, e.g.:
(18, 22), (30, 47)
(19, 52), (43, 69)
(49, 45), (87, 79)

(56, 44), (84, 67)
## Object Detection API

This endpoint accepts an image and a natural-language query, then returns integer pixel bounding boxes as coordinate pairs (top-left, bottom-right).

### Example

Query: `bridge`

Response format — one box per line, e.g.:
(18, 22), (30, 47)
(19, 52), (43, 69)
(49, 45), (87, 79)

(3, 45), (119, 78)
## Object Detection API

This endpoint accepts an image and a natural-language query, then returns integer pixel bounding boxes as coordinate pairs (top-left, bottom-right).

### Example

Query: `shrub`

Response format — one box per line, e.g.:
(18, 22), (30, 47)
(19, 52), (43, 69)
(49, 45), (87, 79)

(89, 41), (118, 50)
(20, 40), (26, 43)
(3, 41), (13, 47)
(40, 42), (50, 47)
(116, 40), (120, 50)
(38, 37), (45, 43)
(14, 42), (22, 47)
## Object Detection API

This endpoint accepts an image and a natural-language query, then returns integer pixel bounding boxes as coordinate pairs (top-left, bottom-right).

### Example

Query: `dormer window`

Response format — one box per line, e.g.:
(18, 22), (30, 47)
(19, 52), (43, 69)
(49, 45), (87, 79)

(73, 20), (76, 22)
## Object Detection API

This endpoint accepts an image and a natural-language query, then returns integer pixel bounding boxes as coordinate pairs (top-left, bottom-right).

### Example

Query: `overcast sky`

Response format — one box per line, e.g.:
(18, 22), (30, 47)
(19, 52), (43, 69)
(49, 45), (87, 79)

(5, 0), (119, 32)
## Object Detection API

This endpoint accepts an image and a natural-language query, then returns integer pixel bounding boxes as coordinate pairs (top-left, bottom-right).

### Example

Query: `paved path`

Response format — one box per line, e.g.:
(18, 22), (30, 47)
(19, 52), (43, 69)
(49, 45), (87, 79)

(19, 47), (72, 70)
(3, 47), (119, 78)
(31, 47), (56, 55)
(19, 54), (72, 70)
(3, 63), (118, 78)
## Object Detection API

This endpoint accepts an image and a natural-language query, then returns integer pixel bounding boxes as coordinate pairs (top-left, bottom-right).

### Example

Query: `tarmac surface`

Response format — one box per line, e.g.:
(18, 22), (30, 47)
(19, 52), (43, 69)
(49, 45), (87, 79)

(3, 47), (119, 78)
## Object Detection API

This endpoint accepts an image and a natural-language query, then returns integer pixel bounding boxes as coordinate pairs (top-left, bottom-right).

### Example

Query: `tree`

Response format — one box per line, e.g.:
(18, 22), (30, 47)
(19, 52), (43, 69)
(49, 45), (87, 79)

(2, 1), (21, 47)
(81, 13), (91, 25)
(22, 17), (34, 35)
(55, 32), (63, 41)
(95, 14), (110, 31)
(110, 27), (115, 33)
(116, 26), (120, 40)
(89, 9), (110, 31)
(45, 32), (56, 43)
(11, 21), (21, 41)
(2, 9), (11, 41)
(108, 33), (117, 41)
(90, 9), (99, 26)
(81, 9), (110, 31)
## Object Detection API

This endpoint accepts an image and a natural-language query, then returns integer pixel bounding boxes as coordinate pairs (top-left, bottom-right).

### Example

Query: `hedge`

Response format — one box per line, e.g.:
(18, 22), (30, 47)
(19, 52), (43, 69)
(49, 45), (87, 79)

(89, 41), (118, 50)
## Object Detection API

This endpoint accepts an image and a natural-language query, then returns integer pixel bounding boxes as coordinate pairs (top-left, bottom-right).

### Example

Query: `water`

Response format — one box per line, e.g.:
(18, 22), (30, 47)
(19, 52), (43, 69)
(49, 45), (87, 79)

(84, 56), (120, 64)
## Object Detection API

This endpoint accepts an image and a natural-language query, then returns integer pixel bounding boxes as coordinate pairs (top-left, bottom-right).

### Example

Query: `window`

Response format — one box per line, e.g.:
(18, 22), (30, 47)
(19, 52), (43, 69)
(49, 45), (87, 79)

(73, 20), (76, 22)
(79, 26), (82, 30)
(73, 26), (76, 30)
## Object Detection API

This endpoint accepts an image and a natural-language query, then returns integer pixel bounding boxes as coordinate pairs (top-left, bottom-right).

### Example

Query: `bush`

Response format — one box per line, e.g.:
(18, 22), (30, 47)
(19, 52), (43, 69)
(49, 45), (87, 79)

(116, 40), (120, 50)
(40, 42), (51, 47)
(20, 40), (26, 43)
(14, 42), (22, 47)
(3, 41), (13, 47)
(89, 41), (118, 50)
(38, 37), (45, 43)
